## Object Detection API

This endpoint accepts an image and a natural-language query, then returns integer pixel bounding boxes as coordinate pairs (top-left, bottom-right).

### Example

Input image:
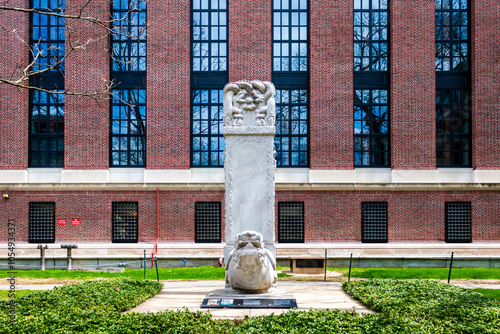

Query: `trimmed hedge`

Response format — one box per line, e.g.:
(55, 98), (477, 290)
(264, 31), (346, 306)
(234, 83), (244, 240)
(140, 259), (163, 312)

(0, 279), (163, 334)
(343, 279), (500, 334)
(1, 279), (499, 333)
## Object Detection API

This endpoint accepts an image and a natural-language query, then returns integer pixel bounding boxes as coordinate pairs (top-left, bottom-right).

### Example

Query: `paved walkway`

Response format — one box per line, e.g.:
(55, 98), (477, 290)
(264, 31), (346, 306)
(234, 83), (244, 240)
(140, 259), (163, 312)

(128, 281), (373, 320)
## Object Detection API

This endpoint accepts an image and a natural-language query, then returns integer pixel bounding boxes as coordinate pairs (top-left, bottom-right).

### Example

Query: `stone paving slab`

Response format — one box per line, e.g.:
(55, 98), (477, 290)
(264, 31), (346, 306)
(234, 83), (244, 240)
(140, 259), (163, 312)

(128, 281), (373, 320)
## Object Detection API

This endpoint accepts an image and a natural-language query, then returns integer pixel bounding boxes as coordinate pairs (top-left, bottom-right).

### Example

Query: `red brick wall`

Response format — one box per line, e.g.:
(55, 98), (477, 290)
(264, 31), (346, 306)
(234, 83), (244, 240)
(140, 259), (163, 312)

(278, 190), (500, 242)
(65, 0), (110, 169)
(471, 0), (500, 169)
(390, 0), (436, 169)
(228, 0), (271, 81)
(310, 0), (353, 169)
(0, 190), (225, 243)
(146, 1), (191, 169)
(0, 0), (29, 169)
(1, 189), (498, 243)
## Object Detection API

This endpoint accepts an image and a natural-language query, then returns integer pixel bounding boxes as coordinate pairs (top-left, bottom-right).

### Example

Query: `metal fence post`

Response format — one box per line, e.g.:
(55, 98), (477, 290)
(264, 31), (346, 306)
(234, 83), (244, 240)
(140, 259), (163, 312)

(348, 253), (353, 282)
(144, 250), (147, 280)
(448, 252), (454, 284)
(324, 249), (327, 282)
(155, 256), (159, 282)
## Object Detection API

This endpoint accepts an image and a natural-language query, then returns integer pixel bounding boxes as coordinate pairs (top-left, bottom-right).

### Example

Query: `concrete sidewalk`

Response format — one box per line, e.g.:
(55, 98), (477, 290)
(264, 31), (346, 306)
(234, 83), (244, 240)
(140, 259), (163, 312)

(128, 281), (373, 320)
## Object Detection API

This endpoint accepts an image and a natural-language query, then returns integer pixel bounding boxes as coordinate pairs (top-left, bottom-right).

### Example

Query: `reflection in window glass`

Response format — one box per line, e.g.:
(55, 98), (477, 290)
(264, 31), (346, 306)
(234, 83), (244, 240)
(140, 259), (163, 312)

(112, 0), (147, 71)
(192, 0), (228, 72)
(435, 0), (468, 71)
(31, 0), (65, 71)
(353, 0), (388, 72)
(30, 90), (65, 167)
(353, 89), (389, 167)
(436, 89), (470, 166)
(111, 89), (147, 167)
(275, 89), (308, 167)
(272, 0), (308, 72)
(191, 89), (225, 167)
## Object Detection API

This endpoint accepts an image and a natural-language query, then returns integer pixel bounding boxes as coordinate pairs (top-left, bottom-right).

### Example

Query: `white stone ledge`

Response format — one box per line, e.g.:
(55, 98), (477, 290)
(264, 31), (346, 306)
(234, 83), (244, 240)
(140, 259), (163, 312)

(27, 168), (62, 183)
(191, 168), (224, 183)
(473, 170), (500, 183)
(276, 168), (309, 183)
(309, 170), (357, 183)
(0, 170), (27, 183)
(391, 169), (440, 183)
(61, 170), (109, 183)
(109, 168), (145, 183)
(144, 169), (191, 183)
(1, 168), (500, 188)
(2, 243), (498, 260)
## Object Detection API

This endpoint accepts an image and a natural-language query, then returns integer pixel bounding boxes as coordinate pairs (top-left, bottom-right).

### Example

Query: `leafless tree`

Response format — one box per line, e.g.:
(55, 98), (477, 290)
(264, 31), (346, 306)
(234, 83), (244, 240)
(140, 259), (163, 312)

(0, 0), (146, 97)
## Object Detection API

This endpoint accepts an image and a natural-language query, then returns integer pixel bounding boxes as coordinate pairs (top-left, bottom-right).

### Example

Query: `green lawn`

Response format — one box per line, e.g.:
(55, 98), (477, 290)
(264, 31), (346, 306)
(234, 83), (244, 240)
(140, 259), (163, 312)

(0, 266), (226, 281)
(2, 267), (499, 281)
(0, 290), (35, 300)
(338, 267), (500, 279)
(474, 288), (500, 301)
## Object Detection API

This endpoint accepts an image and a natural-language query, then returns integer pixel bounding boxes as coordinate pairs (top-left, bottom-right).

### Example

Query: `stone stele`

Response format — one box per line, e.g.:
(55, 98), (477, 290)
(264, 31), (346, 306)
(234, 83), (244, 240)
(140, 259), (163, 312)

(223, 80), (278, 292)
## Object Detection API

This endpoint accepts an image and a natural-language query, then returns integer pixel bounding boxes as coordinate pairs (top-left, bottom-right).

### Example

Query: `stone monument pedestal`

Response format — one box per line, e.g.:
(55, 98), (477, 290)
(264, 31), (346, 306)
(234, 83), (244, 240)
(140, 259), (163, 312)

(201, 288), (297, 309)
(201, 80), (297, 309)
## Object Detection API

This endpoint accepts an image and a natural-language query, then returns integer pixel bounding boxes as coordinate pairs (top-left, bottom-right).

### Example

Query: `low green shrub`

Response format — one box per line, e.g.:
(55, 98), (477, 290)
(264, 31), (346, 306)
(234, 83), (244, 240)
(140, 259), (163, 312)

(0, 279), (162, 334)
(344, 279), (500, 333)
(1, 279), (498, 333)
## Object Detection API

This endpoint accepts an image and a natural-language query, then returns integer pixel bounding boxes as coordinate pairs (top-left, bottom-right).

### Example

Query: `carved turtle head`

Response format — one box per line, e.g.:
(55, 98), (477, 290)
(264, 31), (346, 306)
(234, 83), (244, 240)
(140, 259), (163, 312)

(235, 230), (264, 250)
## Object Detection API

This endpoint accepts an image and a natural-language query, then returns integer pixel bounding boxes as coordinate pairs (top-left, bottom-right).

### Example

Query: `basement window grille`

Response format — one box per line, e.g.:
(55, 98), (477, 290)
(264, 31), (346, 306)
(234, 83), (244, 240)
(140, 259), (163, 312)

(361, 202), (387, 243)
(29, 202), (55, 243)
(195, 202), (221, 243)
(112, 202), (138, 243)
(445, 202), (471, 243)
(278, 202), (304, 243)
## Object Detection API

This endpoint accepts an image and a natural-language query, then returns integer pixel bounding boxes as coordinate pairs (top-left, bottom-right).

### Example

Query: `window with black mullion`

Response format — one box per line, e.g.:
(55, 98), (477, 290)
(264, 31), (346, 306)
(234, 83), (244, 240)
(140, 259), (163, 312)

(31, 0), (66, 72)
(353, 0), (388, 72)
(272, 0), (309, 168)
(435, 0), (470, 167)
(111, 89), (146, 166)
(111, 0), (147, 72)
(354, 89), (389, 167)
(353, 0), (389, 168)
(190, 0), (227, 167)
(29, 0), (65, 168)
(110, 0), (147, 167)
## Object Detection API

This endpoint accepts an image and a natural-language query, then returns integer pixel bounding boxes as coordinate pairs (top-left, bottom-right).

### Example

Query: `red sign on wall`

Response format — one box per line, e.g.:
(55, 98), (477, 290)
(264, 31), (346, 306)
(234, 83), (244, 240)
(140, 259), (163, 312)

(71, 219), (81, 225)
(57, 219), (67, 225)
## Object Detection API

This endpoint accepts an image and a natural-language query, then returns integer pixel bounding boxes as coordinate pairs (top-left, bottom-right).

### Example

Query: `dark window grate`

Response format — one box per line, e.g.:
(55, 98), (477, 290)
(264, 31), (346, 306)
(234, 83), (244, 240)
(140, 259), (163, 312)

(195, 202), (221, 243)
(278, 202), (304, 243)
(112, 202), (138, 243)
(29, 202), (55, 243)
(361, 202), (387, 243)
(445, 202), (471, 243)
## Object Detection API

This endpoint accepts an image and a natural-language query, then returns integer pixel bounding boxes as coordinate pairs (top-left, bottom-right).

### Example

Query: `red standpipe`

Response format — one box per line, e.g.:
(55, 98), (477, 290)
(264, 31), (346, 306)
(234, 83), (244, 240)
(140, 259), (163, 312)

(151, 188), (159, 268)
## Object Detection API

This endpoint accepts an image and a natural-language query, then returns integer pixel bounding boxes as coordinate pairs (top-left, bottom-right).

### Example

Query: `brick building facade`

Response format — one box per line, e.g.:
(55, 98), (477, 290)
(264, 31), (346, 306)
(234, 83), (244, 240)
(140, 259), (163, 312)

(0, 0), (499, 266)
